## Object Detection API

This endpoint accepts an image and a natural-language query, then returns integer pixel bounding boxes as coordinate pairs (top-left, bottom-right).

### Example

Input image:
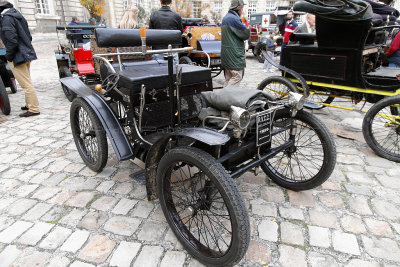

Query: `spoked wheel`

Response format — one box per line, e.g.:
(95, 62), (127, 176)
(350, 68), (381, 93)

(0, 80), (11, 115)
(9, 78), (17, 93)
(70, 98), (108, 172)
(59, 66), (76, 102)
(157, 147), (250, 266)
(257, 76), (299, 100)
(362, 95), (400, 162)
(254, 42), (265, 63)
(305, 91), (335, 110)
(261, 109), (336, 191)
(179, 56), (193, 65)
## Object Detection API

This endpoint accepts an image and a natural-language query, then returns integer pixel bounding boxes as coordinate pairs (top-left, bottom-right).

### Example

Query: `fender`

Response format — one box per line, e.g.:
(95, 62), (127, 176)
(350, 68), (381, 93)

(60, 77), (134, 161)
(145, 128), (230, 201)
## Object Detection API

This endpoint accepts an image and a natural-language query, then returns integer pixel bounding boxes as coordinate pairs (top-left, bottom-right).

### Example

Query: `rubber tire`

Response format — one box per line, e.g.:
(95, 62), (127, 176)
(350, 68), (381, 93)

(70, 97), (108, 172)
(179, 56), (193, 64)
(305, 94), (335, 110)
(59, 66), (77, 102)
(157, 146), (250, 266)
(254, 42), (265, 63)
(362, 95), (400, 162)
(261, 109), (337, 191)
(257, 76), (299, 100)
(0, 80), (10, 115)
(9, 78), (17, 94)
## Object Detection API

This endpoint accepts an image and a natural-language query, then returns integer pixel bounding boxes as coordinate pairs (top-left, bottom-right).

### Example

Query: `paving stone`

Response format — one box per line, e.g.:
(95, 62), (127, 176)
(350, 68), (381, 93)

(133, 245), (164, 267)
(64, 163), (85, 173)
(308, 226), (330, 248)
(137, 221), (167, 241)
(366, 156), (395, 168)
(7, 198), (37, 216)
(345, 184), (373, 196)
(39, 226), (72, 249)
(160, 251), (186, 267)
(279, 206), (304, 221)
(308, 252), (339, 267)
(104, 216), (141, 236)
(33, 205), (66, 223)
(0, 216), (14, 232)
(70, 261), (95, 267)
(31, 187), (60, 201)
(29, 172), (52, 184)
(245, 240), (270, 265)
(362, 236), (400, 262)
(45, 255), (70, 267)
(0, 179), (20, 192)
(60, 208), (87, 227)
(78, 235), (116, 264)
(251, 201), (277, 217)
(65, 191), (96, 208)
(48, 189), (73, 205)
(346, 259), (379, 267)
(77, 211), (108, 230)
(17, 222), (54, 245)
(340, 215), (367, 234)
(0, 245), (23, 267)
(375, 175), (400, 189)
(371, 198), (400, 220)
(0, 221), (33, 243)
(337, 154), (364, 165)
(109, 241), (141, 267)
(113, 169), (132, 182)
(113, 182), (133, 194)
(258, 219), (278, 242)
(260, 186), (285, 203)
(112, 198), (138, 215)
(392, 223), (400, 235)
(288, 190), (314, 207)
(347, 172), (375, 185)
(348, 196), (373, 215)
(332, 231), (360, 255)
(279, 245), (307, 267)
(321, 181), (342, 191)
(364, 218), (394, 237)
(44, 173), (68, 186)
(91, 195), (118, 211)
(60, 230), (90, 253)
(280, 222), (304, 246)
(318, 192), (345, 209)
(309, 210), (338, 228)
(13, 250), (51, 267)
(12, 184), (39, 197)
(131, 201), (154, 218)
(22, 202), (53, 221)
(150, 206), (167, 222)
(96, 180), (115, 193)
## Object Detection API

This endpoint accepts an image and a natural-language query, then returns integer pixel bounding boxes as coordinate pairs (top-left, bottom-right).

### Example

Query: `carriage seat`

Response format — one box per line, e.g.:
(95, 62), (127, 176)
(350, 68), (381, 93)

(116, 64), (211, 93)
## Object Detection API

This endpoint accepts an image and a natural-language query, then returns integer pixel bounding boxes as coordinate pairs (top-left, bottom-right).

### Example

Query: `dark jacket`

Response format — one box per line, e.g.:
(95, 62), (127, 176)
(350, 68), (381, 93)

(149, 6), (183, 32)
(0, 8), (36, 66)
(221, 10), (250, 70)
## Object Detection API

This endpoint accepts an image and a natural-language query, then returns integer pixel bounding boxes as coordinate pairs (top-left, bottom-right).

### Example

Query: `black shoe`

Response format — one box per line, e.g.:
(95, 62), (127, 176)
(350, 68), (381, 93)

(19, 111), (40, 117)
(21, 106), (28, 110)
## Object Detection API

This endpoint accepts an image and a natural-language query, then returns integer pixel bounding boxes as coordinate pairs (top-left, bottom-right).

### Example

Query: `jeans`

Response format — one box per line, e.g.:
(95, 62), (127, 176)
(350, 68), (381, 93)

(263, 51), (274, 70)
(153, 53), (179, 65)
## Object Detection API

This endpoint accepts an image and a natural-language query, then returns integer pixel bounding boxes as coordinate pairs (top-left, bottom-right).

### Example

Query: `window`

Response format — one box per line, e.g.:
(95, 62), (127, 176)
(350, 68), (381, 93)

(135, 0), (143, 7)
(289, 0), (297, 7)
(247, 1), (257, 18)
(35, 0), (50, 15)
(193, 1), (201, 18)
(266, 1), (275, 12)
(123, 0), (130, 11)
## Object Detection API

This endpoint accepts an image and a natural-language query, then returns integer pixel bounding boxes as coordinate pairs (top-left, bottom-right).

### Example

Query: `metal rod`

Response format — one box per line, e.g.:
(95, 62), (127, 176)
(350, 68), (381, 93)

(116, 48), (123, 71)
(167, 45), (175, 127)
(94, 47), (193, 57)
(92, 55), (116, 73)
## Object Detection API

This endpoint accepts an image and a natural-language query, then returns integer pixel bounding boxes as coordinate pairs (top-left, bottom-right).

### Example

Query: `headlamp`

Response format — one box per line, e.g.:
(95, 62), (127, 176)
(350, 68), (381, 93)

(288, 92), (305, 111)
(230, 106), (251, 129)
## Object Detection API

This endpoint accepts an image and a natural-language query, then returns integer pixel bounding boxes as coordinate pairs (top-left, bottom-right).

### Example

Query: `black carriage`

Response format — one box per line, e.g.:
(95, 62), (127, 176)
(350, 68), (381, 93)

(60, 27), (336, 265)
(0, 48), (17, 115)
(259, 0), (400, 162)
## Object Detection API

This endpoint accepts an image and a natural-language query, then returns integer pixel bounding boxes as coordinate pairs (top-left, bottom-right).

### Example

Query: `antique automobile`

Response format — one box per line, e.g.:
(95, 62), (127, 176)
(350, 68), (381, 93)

(55, 25), (105, 101)
(0, 47), (17, 115)
(60, 27), (336, 265)
(259, 0), (400, 162)
(253, 31), (284, 63)
(180, 18), (223, 78)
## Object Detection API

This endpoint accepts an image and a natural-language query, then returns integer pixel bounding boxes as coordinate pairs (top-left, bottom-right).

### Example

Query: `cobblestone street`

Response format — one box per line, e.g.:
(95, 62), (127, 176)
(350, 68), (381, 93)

(0, 33), (400, 267)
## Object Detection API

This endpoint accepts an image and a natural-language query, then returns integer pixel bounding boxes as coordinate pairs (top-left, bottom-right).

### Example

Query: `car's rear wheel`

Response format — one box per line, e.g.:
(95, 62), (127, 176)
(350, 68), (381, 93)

(70, 98), (108, 172)
(254, 42), (265, 63)
(0, 80), (10, 115)
(257, 76), (299, 100)
(157, 147), (250, 266)
(59, 66), (76, 102)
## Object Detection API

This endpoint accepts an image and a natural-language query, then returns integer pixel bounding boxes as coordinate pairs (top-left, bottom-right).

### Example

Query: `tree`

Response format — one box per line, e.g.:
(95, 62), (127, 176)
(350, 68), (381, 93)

(138, 5), (147, 23)
(79, 0), (106, 19)
(173, 0), (192, 17)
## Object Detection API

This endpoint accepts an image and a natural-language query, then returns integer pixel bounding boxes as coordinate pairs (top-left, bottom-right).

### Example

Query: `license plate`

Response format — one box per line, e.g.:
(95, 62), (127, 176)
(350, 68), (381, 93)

(211, 58), (221, 65)
(256, 112), (273, 146)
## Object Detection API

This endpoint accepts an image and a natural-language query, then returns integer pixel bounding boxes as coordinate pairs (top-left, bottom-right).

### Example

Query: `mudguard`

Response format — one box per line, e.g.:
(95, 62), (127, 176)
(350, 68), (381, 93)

(60, 77), (134, 161)
(145, 128), (230, 201)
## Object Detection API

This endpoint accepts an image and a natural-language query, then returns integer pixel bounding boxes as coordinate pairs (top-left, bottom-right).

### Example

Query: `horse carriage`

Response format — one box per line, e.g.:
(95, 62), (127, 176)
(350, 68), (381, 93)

(0, 47), (17, 115)
(60, 26), (336, 265)
(260, 0), (400, 162)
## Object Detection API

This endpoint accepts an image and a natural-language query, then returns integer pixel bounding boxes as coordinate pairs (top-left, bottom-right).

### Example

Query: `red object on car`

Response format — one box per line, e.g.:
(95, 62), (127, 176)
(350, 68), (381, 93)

(73, 48), (95, 75)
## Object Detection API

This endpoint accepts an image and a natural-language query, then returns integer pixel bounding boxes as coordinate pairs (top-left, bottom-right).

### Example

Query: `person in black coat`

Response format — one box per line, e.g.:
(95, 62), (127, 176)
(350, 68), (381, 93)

(0, 1), (39, 117)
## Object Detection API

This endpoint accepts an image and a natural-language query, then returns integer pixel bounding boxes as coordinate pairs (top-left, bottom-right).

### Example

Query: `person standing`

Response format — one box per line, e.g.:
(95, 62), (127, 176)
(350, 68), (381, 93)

(149, 0), (183, 63)
(0, 1), (39, 117)
(263, 31), (277, 73)
(294, 13), (315, 34)
(387, 31), (400, 68)
(119, 6), (138, 29)
(221, 0), (250, 87)
(282, 11), (298, 48)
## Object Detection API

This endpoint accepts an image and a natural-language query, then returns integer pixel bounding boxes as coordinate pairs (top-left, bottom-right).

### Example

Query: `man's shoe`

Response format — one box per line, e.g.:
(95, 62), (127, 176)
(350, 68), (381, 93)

(19, 111), (40, 117)
(21, 106), (28, 110)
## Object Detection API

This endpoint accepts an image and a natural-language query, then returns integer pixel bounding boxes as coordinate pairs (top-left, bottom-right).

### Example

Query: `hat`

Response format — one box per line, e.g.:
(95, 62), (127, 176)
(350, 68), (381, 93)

(230, 0), (246, 9)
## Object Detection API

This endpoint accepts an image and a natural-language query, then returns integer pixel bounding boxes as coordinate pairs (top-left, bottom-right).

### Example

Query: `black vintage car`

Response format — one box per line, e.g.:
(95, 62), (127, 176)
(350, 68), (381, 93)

(60, 27), (336, 265)
(259, 0), (400, 162)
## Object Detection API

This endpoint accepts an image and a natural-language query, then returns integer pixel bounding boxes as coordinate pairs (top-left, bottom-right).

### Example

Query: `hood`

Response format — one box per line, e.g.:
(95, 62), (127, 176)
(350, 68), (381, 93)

(2, 8), (23, 20)
(0, 1), (13, 13)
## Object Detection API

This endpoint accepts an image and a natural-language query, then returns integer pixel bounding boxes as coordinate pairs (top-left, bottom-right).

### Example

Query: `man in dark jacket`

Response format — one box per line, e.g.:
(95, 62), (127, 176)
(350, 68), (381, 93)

(0, 1), (39, 117)
(221, 0), (250, 87)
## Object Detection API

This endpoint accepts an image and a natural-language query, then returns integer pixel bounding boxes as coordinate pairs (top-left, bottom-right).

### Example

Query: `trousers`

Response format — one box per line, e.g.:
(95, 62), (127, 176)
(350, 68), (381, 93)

(224, 69), (244, 87)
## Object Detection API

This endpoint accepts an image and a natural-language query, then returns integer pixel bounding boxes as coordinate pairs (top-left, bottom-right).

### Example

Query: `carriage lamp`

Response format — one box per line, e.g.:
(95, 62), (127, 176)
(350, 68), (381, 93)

(230, 106), (251, 129)
(288, 92), (305, 110)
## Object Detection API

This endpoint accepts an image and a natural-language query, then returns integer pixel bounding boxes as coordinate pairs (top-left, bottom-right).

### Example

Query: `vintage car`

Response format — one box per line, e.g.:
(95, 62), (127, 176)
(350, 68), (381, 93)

(60, 27), (336, 265)
(259, 0), (400, 162)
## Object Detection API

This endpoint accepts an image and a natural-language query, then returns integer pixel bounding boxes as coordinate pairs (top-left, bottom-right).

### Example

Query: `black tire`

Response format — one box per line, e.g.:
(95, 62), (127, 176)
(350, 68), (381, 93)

(254, 42), (265, 63)
(157, 147), (250, 266)
(257, 76), (299, 100)
(0, 80), (10, 115)
(9, 78), (17, 94)
(261, 109), (337, 191)
(362, 95), (400, 162)
(179, 56), (193, 65)
(70, 98), (108, 172)
(59, 66), (76, 102)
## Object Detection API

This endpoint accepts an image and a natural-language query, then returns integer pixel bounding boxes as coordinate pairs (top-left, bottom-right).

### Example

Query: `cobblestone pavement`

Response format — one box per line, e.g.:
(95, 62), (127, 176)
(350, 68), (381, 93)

(0, 33), (400, 267)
